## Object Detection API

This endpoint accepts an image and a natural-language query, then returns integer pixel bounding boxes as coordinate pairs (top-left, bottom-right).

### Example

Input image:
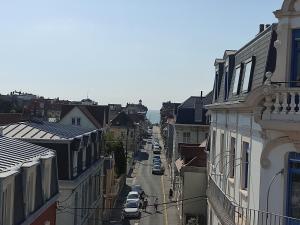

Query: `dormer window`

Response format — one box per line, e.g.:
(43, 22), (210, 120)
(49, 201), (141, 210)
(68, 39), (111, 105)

(224, 66), (229, 100)
(232, 65), (242, 95)
(242, 57), (255, 93)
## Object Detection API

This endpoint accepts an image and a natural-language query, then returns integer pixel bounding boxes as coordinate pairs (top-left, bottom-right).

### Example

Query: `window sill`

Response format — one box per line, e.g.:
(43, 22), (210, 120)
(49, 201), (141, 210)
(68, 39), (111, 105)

(227, 178), (235, 185)
(239, 189), (248, 198)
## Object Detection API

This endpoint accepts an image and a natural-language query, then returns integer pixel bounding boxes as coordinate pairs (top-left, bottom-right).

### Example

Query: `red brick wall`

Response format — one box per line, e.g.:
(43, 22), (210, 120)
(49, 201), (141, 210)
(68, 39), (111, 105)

(31, 203), (56, 225)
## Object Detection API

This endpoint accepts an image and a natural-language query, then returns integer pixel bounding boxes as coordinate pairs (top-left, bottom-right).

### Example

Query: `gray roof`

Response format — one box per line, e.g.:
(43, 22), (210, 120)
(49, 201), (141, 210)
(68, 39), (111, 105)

(1, 121), (96, 140)
(0, 135), (53, 172)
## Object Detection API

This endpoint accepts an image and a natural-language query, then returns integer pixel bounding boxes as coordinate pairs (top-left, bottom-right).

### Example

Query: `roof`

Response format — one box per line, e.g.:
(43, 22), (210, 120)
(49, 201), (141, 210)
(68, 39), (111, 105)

(60, 105), (108, 128)
(213, 24), (277, 105)
(1, 121), (96, 140)
(0, 113), (29, 125)
(0, 135), (54, 172)
(110, 111), (134, 127)
(176, 92), (212, 124)
(178, 143), (207, 167)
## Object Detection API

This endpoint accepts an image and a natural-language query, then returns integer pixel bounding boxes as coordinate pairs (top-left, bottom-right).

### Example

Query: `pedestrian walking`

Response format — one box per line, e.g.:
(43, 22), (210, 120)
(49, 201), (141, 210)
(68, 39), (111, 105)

(169, 188), (173, 201)
(154, 197), (158, 212)
(143, 198), (148, 212)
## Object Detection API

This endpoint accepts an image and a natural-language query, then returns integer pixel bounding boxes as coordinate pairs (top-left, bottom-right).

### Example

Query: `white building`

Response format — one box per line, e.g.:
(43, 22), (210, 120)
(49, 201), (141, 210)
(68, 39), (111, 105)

(207, 1), (300, 224)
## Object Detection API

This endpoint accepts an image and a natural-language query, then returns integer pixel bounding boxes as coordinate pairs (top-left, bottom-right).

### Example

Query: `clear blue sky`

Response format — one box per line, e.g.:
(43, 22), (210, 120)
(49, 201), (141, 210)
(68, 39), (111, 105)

(0, 0), (282, 109)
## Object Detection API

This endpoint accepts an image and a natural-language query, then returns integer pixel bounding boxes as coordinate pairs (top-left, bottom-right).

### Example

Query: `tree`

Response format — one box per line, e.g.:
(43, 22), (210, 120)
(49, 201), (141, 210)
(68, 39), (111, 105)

(104, 132), (126, 176)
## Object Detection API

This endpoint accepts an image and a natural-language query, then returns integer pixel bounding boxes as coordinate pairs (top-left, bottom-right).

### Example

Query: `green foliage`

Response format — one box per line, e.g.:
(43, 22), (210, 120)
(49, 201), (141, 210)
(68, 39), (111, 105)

(104, 132), (126, 176)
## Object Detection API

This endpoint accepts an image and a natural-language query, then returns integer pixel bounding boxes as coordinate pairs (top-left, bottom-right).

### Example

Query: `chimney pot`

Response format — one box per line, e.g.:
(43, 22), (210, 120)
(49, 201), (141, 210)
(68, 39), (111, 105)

(200, 91), (203, 99)
(259, 24), (265, 33)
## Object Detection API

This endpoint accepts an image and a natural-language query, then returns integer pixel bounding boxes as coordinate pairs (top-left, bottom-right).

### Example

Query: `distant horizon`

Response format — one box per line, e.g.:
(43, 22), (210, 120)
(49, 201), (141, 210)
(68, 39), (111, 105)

(0, 1), (282, 109)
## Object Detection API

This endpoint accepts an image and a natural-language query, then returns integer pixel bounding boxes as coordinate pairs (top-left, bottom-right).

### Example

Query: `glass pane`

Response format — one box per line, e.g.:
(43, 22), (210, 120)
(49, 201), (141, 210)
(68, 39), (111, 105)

(242, 61), (252, 92)
(233, 67), (240, 94)
(291, 172), (300, 218)
(296, 51), (300, 86)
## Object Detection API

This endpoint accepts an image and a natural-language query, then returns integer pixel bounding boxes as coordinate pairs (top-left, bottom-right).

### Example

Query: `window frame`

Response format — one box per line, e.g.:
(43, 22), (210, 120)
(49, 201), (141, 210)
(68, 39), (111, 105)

(183, 132), (191, 143)
(241, 141), (250, 190)
(290, 29), (300, 87)
(77, 117), (81, 126)
(241, 57), (255, 93)
(232, 64), (243, 95)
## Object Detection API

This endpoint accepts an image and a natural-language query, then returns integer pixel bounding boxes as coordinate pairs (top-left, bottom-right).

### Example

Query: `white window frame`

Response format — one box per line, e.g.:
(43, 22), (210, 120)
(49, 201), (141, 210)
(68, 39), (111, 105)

(232, 65), (242, 95)
(219, 133), (225, 173)
(242, 58), (254, 93)
(183, 132), (191, 143)
(241, 141), (250, 190)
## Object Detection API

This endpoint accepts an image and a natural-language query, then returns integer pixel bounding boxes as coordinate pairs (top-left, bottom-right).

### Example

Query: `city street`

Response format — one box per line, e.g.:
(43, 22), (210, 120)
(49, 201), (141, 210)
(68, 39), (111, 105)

(110, 126), (180, 225)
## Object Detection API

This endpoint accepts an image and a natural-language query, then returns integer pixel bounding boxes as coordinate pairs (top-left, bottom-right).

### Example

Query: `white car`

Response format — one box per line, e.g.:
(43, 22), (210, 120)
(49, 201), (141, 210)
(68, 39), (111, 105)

(122, 200), (141, 219)
(126, 191), (140, 203)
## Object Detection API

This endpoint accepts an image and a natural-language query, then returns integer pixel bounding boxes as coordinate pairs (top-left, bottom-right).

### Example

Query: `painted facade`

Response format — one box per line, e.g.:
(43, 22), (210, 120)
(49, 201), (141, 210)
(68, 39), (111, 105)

(207, 1), (300, 224)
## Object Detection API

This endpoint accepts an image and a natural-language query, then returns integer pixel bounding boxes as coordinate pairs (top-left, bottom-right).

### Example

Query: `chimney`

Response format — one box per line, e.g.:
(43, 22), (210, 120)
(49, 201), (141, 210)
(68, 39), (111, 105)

(259, 24), (265, 33)
(200, 91), (203, 99)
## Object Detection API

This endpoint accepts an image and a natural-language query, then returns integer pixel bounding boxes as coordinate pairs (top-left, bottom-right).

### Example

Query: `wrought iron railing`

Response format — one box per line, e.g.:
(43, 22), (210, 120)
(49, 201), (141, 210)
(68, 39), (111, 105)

(208, 177), (300, 225)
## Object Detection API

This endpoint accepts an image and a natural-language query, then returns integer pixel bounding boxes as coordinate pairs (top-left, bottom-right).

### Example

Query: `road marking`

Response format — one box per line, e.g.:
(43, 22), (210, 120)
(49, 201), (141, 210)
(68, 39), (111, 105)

(161, 175), (168, 225)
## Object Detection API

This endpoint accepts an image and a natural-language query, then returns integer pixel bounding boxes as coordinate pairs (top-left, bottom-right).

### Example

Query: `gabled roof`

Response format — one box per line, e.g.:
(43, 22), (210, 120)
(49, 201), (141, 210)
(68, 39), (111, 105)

(0, 135), (54, 172)
(60, 105), (108, 128)
(2, 121), (96, 140)
(176, 92), (212, 125)
(110, 111), (134, 127)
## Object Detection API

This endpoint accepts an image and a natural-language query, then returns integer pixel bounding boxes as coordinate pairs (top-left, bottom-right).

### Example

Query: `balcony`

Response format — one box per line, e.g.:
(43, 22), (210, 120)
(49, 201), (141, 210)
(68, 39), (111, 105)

(207, 177), (300, 225)
(262, 86), (300, 119)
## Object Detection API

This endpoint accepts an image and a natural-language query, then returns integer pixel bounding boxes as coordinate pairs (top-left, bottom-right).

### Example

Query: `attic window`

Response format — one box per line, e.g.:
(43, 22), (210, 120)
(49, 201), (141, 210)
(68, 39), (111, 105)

(232, 65), (242, 95)
(242, 57), (255, 93)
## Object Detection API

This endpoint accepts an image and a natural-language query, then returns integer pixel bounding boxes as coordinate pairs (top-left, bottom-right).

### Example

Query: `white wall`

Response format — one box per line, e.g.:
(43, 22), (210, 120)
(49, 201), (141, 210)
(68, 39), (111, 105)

(60, 107), (97, 130)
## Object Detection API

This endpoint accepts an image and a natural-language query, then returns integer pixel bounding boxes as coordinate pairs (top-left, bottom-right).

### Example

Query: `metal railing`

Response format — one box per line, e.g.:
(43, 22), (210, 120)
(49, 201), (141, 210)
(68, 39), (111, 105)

(208, 177), (300, 225)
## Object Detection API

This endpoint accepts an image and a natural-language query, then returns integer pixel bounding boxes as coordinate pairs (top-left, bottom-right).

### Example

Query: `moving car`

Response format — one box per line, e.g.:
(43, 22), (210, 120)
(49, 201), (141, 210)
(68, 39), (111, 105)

(131, 185), (144, 195)
(122, 200), (141, 219)
(152, 164), (164, 175)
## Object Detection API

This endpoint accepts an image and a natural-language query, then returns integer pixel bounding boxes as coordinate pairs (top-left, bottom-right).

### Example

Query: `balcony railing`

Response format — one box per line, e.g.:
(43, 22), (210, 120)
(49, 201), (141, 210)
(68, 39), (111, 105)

(207, 177), (300, 225)
(262, 86), (300, 119)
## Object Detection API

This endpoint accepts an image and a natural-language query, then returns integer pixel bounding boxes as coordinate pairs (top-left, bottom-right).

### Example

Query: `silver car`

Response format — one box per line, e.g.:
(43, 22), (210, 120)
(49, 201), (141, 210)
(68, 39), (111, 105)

(122, 200), (141, 219)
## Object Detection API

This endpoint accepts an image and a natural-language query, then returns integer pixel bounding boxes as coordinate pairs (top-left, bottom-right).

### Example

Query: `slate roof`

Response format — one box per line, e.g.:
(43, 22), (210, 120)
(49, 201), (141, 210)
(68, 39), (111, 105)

(0, 135), (54, 172)
(1, 121), (95, 140)
(176, 92), (212, 125)
(110, 111), (134, 127)
(60, 105), (108, 128)
(213, 24), (277, 104)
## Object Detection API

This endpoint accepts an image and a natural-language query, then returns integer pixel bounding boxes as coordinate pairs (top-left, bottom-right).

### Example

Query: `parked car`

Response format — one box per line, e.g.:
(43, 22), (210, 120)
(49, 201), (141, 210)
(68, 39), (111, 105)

(122, 200), (141, 219)
(152, 164), (164, 175)
(153, 155), (161, 160)
(126, 191), (140, 204)
(153, 158), (161, 164)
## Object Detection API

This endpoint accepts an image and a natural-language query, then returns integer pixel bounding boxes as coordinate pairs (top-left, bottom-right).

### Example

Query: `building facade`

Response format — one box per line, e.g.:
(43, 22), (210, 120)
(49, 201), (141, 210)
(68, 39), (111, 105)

(1, 121), (105, 225)
(0, 136), (59, 225)
(207, 1), (300, 224)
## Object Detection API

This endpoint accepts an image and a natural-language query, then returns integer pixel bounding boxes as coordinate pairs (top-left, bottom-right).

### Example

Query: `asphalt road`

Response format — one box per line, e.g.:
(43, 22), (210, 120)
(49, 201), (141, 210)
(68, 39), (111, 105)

(110, 126), (180, 225)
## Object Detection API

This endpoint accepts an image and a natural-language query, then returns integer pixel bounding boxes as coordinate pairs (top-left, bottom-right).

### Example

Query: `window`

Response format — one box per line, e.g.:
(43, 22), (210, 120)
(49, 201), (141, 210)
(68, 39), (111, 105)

(130, 131), (134, 138)
(242, 59), (254, 93)
(214, 71), (219, 101)
(77, 117), (81, 126)
(211, 130), (216, 164)
(241, 142), (250, 190)
(72, 117), (75, 125)
(219, 133), (225, 173)
(224, 67), (229, 100)
(183, 132), (191, 143)
(232, 66), (242, 95)
(291, 29), (300, 87)
(229, 137), (236, 178)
